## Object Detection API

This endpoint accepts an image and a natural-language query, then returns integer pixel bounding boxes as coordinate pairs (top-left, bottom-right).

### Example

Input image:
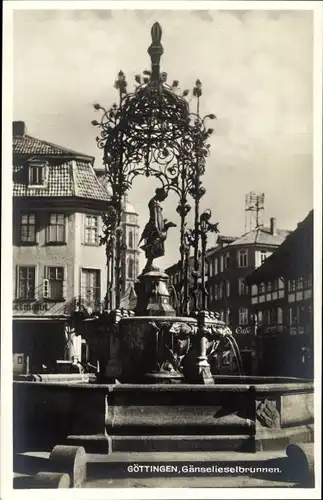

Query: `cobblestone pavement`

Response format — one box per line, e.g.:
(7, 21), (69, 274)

(83, 476), (298, 488)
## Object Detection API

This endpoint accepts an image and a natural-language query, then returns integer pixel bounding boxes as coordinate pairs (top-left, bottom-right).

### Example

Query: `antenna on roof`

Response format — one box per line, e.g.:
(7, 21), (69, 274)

(245, 192), (265, 233)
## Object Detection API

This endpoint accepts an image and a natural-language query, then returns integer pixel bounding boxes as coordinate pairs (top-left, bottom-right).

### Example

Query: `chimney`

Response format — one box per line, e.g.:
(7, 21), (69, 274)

(13, 121), (26, 137)
(270, 217), (277, 235)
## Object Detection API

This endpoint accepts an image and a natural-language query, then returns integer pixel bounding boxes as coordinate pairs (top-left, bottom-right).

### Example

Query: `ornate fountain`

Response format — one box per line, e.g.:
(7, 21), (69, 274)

(13, 23), (314, 457)
(81, 21), (244, 386)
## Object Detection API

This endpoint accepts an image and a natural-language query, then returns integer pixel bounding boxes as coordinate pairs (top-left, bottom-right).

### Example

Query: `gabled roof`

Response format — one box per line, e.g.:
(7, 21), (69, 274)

(13, 133), (94, 162)
(13, 160), (111, 202)
(12, 124), (110, 202)
(74, 161), (112, 201)
(229, 226), (290, 247)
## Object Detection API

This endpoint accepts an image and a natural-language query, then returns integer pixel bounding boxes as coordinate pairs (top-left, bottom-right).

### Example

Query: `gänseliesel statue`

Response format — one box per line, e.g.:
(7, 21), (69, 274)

(139, 187), (176, 271)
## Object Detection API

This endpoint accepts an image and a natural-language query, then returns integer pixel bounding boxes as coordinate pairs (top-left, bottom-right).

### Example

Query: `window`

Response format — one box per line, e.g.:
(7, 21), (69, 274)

(85, 215), (98, 244)
(271, 308), (277, 324)
(238, 250), (248, 267)
(304, 275), (312, 289)
(239, 307), (249, 325)
(225, 253), (230, 269)
(219, 282), (224, 299)
(260, 251), (267, 264)
(214, 284), (218, 300)
(219, 256), (224, 273)
(238, 278), (246, 296)
(259, 282), (265, 294)
(29, 164), (46, 186)
(20, 213), (36, 243)
(288, 280), (296, 292)
(226, 280), (230, 297)
(258, 311), (263, 325)
(251, 284), (258, 296)
(81, 269), (101, 305)
(297, 277), (304, 290)
(267, 281), (272, 293)
(225, 308), (230, 324)
(214, 258), (218, 275)
(128, 231), (134, 249)
(44, 267), (64, 300)
(128, 259), (134, 279)
(277, 307), (283, 324)
(47, 214), (65, 243)
(17, 266), (35, 299)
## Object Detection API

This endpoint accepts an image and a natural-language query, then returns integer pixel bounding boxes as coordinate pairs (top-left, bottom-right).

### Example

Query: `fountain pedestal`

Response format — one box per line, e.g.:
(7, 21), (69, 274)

(188, 311), (215, 385)
(134, 268), (176, 317)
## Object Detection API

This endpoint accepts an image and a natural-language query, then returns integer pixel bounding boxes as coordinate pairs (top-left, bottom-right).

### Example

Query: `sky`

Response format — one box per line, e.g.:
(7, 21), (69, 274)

(13, 8), (314, 270)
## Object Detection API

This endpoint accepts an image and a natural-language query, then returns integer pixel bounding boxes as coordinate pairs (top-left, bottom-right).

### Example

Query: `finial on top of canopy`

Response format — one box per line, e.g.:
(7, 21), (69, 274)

(148, 22), (164, 82)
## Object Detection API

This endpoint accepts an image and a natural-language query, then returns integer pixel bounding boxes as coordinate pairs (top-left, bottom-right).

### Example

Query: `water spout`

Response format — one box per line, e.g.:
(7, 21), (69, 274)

(225, 334), (244, 377)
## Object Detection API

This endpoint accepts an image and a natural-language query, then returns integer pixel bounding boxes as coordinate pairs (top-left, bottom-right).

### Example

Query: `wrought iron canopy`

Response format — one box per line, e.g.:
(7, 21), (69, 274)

(93, 22), (215, 196)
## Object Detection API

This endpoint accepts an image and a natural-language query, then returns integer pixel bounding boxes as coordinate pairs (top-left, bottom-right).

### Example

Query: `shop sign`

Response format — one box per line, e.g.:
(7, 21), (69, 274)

(13, 302), (50, 312)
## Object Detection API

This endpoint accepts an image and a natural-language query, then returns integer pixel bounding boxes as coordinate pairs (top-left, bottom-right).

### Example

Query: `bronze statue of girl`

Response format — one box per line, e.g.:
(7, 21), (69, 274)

(139, 187), (176, 271)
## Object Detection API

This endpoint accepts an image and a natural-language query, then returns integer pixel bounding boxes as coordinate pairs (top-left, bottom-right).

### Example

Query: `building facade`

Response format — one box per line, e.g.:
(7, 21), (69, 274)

(246, 210), (313, 378)
(12, 121), (140, 373)
(206, 219), (290, 372)
(206, 218), (290, 331)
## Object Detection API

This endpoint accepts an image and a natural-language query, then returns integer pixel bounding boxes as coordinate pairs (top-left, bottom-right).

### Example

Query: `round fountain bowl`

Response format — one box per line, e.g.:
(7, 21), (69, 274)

(118, 314), (232, 383)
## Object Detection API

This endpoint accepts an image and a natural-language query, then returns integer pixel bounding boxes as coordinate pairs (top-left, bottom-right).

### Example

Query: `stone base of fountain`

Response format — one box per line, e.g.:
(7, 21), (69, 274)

(13, 299), (314, 456)
(14, 379), (314, 455)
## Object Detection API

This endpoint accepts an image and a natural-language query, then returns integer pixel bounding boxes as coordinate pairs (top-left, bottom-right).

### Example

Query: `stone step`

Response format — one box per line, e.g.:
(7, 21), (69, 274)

(14, 445), (314, 487)
(18, 448), (285, 462)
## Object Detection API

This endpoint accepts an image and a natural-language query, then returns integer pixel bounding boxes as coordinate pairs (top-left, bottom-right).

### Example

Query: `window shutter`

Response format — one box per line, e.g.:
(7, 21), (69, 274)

(43, 266), (48, 298)
(15, 265), (19, 299)
(43, 279), (49, 299)
(63, 268), (67, 300)
(46, 215), (50, 243)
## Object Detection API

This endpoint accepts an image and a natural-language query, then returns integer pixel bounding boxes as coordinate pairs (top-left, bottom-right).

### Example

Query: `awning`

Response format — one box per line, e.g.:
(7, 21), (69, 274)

(13, 315), (68, 322)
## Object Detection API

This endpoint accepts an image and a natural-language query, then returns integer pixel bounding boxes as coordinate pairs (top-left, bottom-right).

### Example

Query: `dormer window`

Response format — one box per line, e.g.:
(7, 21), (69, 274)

(27, 158), (48, 187)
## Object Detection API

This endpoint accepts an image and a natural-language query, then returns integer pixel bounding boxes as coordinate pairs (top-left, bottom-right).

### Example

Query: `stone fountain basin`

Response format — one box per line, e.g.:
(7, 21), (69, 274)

(117, 315), (235, 383)
(13, 378), (314, 454)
